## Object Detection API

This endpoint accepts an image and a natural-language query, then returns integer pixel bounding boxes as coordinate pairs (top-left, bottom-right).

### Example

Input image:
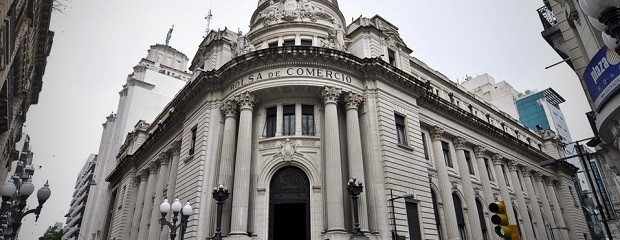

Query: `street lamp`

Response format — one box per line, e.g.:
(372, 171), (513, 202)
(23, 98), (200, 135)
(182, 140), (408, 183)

(388, 190), (414, 240)
(346, 177), (364, 237)
(580, 0), (620, 53)
(211, 183), (229, 240)
(159, 198), (192, 240)
(0, 180), (51, 239)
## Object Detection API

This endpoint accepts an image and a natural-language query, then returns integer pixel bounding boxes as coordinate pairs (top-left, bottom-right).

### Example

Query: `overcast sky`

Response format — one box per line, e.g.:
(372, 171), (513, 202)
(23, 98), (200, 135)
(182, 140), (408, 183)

(17, 0), (592, 238)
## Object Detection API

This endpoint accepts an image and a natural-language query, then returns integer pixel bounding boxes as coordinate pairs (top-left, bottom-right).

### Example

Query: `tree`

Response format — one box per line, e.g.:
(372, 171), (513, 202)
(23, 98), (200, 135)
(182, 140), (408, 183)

(52, 0), (69, 13)
(39, 230), (63, 240)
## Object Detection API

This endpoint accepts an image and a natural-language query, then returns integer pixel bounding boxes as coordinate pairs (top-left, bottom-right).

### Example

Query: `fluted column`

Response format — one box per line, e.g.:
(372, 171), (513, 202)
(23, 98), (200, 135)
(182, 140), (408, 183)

(162, 146), (180, 239)
(129, 172), (148, 240)
(429, 126), (459, 239)
(217, 99), (238, 235)
(523, 168), (548, 240)
(546, 177), (571, 240)
(322, 86), (346, 234)
(229, 92), (257, 237)
(149, 157), (170, 239)
(473, 146), (494, 240)
(137, 163), (158, 240)
(534, 173), (558, 237)
(453, 137), (482, 240)
(554, 180), (577, 240)
(492, 154), (516, 224)
(508, 160), (535, 240)
(344, 92), (369, 232)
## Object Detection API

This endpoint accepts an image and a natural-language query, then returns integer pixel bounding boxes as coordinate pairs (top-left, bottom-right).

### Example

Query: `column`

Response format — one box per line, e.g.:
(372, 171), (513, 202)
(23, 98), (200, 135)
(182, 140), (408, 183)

(473, 146), (495, 240)
(344, 92), (369, 232)
(163, 146), (180, 239)
(523, 168), (549, 240)
(546, 177), (571, 240)
(492, 154), (516, 224)
(554, 179), (577, 240)
(218, 99), (238, 235)
(453, 137), (482, 240)
(149, 156), (170, 240)
(229, 92), (257, 238)
(295, 103), (302, 135)
(508, 160), (535, 240)
(322, 86), (346, 234)
(137, 163), (158, 240)
(428, 126), (459, 239)
(129, 172), (148, 240)
(534, 173), (558, 238)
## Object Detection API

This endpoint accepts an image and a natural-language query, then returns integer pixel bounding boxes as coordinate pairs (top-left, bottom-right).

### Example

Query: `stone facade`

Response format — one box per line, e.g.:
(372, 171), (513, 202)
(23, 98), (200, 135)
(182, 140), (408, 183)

(62, 154), (97, 239)
(101, 1), (588, 239)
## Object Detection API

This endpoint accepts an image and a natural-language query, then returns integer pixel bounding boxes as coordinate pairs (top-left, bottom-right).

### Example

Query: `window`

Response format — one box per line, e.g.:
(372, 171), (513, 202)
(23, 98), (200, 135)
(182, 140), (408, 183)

(388, 48), (396, 65)
(453, 193), (468, 240)
(300, 39), (313, 46)
(502, 165), (510, 187)
(282, 39), (295, 47)
(282, 105), (295, 136)
(301, 105), (315, 135)
(441, 141), (453, 168)
(476, 199), (490, 240)
(265, 107), (277, 137)
(431, 190), (442, 239)
(189, 126), (197, 155)
(395, 114), (407, 145)
(464, 150), (474, 175)
(406, 201), (422, 240)
(421, 132), (429, 159)
(484, 158), (494, 181)
(268, 42), (278, 48)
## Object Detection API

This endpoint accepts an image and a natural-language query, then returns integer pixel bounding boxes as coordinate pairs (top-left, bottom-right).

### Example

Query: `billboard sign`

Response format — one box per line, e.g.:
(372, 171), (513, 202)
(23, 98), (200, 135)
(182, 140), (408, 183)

(584, 45), (620, 112)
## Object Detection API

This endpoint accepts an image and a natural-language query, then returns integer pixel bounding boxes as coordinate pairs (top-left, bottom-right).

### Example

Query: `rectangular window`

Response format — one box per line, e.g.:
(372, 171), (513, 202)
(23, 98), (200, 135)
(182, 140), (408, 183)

(395, 114), (407, 145)
(282, 39), (295, 47)
(464, 150), (474, 175)
(484, 158), (494, 181)
(406, 202), (422, 240)
(268, 42), (278, 48)
(265, 107), (277, 137)
(502, 165), (510, 187)
(301, 105), (315, 135)
(421, 132), (429, 159)
(282, 105), (295, 136)
(441, 141), (453, 168)
(300, 39), (313, 46)
(189, 126), (197, 155)
(388, 48), (396, 65)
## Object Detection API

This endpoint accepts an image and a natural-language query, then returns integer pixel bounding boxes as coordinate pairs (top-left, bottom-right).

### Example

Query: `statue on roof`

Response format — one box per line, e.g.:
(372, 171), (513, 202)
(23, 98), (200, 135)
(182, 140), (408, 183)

(166, 25), (174, 46)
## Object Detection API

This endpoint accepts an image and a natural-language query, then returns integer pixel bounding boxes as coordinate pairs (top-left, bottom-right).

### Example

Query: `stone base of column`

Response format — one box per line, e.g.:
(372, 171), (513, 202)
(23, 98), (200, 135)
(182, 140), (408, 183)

(225, 234), (252, 240)
(350, 235), (370, 240)
(322, 230), (349, 240)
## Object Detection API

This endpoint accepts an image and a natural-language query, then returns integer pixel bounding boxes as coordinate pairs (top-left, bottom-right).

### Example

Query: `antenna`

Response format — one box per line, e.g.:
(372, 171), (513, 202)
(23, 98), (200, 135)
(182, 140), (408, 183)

(205, 9), (213, 38)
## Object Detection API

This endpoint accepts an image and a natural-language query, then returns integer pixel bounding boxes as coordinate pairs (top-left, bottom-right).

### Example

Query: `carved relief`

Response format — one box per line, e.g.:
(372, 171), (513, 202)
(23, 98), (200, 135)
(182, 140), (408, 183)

(255, 0), (336, 27)
(280, 138), (297, 161)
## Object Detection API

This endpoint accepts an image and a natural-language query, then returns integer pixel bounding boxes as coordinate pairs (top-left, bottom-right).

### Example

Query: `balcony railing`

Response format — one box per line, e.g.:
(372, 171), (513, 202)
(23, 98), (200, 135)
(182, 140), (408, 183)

(538, 5), (558, 29)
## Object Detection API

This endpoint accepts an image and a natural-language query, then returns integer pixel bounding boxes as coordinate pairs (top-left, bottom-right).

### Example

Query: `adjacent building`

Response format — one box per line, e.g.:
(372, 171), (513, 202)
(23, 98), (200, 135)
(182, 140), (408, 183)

(77, 44), (190, 240)
(0, 0), (54, 183)
(90, 1), (590, 240)
(62, 154), (96, 240)
(460, 73), (521, 120)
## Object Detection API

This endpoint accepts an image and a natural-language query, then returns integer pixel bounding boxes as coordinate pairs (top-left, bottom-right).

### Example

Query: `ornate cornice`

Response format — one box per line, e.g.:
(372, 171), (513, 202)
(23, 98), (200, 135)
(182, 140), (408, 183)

(430, 126), (443, 141)
(321, 86), (342, 104)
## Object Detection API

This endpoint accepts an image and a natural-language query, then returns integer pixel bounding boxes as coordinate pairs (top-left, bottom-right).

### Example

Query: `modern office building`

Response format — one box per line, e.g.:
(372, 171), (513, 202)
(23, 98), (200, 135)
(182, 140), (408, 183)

(77, 44), (190, 240)
(62, 154), (97, 240)
(87, 1), (591, 240)
(0, 0), (54, 183)
(515, 88), (571, 143)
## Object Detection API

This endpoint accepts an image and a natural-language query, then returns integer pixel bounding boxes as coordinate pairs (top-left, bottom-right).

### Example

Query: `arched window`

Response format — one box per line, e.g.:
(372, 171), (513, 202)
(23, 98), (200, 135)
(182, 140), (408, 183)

(476, 199), (489, 240)
(453, 193), (467, 240)
(431, 190), (442, 239)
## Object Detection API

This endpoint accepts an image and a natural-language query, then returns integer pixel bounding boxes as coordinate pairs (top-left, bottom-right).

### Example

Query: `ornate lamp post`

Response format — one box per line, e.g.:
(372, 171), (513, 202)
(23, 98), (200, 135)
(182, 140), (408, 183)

(388, 190), (414, 240)
(580, 0), (620, 53)
(212, 183), (229, 240)
(159, 198), (192, 240)
(347, 177), (364, 237)
(0, 180), (51, 239)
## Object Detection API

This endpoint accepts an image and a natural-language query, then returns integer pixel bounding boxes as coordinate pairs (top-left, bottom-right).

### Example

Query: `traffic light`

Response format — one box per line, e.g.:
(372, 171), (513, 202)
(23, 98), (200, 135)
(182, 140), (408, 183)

(489, 201), (512, 238)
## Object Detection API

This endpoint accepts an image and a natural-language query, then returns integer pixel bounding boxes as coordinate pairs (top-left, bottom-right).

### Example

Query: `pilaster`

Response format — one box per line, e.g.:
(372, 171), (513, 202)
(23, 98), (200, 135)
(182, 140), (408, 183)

(453, 136), (482, 240)
(507, 160), (535, 240)
(473, 145), (494, 240)
(492, 154), (516, 225)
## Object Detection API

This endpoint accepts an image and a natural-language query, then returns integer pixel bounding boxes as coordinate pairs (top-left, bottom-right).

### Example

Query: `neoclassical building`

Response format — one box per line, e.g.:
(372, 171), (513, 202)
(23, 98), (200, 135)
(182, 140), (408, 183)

(101, 1), (588, 239)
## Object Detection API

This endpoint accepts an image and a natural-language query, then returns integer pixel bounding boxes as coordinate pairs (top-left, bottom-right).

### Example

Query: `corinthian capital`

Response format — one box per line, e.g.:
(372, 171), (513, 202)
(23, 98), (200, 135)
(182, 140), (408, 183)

(235, 91), (257, 110)
(522, 166), (532, 177)
(491, 154), (503, 165)
(474, 146), (487, 158)
(220, 99), (238, 118)
(453, 137), (467, 150)
(508, 159), (519, 171)
(533, 172), (544, 182)
(429, 126), (443, 141)
(321, 86), (342, 104)
(344, 92), (364, 110)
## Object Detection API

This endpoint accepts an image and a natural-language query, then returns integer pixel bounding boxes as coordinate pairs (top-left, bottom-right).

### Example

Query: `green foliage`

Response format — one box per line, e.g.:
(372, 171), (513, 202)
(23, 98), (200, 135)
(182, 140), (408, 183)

(39, 230), (63, 240)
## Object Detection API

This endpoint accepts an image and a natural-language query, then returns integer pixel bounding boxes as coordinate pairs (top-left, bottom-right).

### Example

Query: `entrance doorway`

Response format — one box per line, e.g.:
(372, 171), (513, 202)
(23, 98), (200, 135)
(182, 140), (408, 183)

(268, 167), (310, 240)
